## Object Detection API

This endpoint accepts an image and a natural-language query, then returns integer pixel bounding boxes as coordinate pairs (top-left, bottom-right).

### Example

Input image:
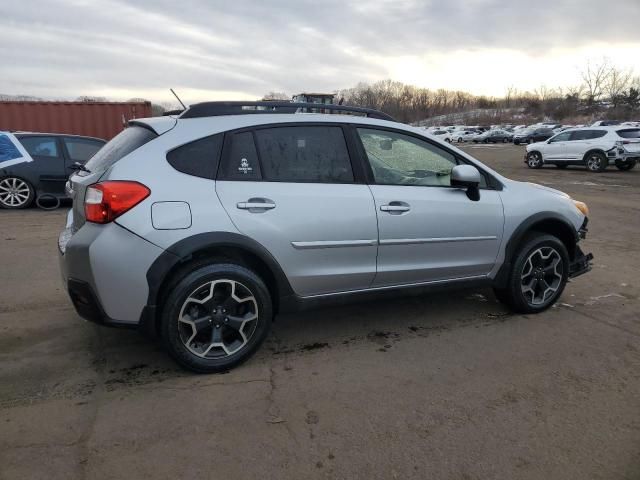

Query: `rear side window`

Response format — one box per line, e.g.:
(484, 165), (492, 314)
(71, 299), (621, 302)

(218, 132), (262, 180)
(254, 126), (354, 183)
(571, 130), (607, 140)
(85, 126), (157, 173)
(63, 138), (104, 162)
(18, 136), (59, 158)
(167, 134), (223, 179)
(616, 129), (640, 139)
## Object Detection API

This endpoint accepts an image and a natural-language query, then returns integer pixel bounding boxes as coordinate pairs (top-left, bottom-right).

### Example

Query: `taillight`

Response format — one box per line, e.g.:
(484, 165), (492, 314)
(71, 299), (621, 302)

(85, 181), (150, 224)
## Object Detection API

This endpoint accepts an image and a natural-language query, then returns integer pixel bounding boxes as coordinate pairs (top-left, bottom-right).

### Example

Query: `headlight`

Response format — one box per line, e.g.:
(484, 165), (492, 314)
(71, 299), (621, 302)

(573, 200), (589, 216)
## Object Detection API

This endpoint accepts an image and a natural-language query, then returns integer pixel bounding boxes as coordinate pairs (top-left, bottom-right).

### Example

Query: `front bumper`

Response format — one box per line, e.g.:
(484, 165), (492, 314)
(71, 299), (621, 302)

(569, 246), (593, 279)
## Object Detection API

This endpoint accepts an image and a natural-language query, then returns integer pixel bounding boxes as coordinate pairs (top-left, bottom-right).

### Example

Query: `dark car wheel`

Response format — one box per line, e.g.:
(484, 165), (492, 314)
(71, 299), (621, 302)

(616, 160), (636, 171)
(585, 152), (607, 172)
(0, 176), (35, 209)
(161, 263), (272, 373)
(526, 151), (544, 169)
(493, 233), (569, 313)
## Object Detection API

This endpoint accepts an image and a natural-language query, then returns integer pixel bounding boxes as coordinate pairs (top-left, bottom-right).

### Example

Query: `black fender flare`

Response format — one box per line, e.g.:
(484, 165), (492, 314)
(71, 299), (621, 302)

(145, 231), (294, 316)
(494, 212), (579, 287)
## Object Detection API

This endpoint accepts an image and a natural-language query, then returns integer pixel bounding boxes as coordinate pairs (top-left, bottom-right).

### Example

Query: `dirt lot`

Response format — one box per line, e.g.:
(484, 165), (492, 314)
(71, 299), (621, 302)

(1, 144), (639, 480)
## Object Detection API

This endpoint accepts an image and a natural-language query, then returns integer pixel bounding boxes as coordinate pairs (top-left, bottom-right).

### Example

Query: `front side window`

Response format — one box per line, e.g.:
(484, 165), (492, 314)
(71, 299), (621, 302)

(64, 138), (104, 162)
(357, 128), (479, 187)
(254, 126), (354, 183)
(550, 132), (572, 143)
(18, 136), (59, 158)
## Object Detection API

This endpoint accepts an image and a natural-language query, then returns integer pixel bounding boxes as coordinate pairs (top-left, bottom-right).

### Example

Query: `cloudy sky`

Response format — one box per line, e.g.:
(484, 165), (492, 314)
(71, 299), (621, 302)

(2, 0), (639, 105)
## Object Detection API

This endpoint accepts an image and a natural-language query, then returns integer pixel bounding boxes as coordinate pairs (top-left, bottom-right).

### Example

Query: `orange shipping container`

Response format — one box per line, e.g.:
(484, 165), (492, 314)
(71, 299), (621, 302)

(0, 101), (153, 140)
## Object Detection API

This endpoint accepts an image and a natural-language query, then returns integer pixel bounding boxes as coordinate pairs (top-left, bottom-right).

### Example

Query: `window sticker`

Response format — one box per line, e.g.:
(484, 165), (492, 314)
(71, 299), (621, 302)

(238, 157), (253, 174)
(0, 134), (27, 167)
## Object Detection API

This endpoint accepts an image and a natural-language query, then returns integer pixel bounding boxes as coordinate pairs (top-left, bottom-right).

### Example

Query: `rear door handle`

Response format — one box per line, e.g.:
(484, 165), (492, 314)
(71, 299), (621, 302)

(237, 198), (276, 212)
(380, 202), (410, 214)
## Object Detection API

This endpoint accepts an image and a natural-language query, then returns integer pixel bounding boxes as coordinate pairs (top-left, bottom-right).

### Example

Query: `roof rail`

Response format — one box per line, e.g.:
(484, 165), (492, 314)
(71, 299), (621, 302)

(179, 101), (395, 121)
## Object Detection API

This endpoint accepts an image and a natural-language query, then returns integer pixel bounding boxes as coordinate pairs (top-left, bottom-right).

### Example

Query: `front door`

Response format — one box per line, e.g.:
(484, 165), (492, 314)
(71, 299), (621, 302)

(216, 125), (378, 296)
(355, 127), (504, 287)
(544, 131), (572, 161)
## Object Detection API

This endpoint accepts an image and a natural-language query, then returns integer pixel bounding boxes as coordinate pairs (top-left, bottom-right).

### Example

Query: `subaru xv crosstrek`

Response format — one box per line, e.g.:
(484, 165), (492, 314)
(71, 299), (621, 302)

(59, 101), (593, 373)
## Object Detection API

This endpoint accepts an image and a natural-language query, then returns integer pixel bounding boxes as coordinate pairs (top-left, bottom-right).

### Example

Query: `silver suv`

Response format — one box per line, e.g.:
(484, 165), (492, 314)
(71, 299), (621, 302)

(59, 102), (593, 373)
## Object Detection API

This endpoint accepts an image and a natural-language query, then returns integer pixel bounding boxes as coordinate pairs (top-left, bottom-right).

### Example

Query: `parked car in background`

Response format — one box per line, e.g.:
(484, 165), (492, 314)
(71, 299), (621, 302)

(473, 129), (513, 143)
(0, 132), (105, 208)
(513, 127), (554, 145)
(591, 120), (621, 127)
(525, 127), (640, 172)
(454, 130), (479, 143)
(59, 101), (592, 372)
(431, 129), (453, 142)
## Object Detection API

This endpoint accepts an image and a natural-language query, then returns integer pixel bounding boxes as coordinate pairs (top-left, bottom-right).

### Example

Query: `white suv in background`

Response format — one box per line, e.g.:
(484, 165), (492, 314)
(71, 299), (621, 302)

(525, 127), (640, 172)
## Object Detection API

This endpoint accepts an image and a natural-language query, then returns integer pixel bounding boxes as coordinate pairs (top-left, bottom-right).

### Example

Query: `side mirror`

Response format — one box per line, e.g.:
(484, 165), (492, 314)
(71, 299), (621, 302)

(451, 164), (481, 201)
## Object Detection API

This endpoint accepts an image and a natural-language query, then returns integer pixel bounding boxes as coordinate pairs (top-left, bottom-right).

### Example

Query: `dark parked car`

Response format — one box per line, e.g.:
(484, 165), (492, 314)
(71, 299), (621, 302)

(473, 129), (513, 143)
(513, 128), (554, 145)
(0, 132), (105, 208)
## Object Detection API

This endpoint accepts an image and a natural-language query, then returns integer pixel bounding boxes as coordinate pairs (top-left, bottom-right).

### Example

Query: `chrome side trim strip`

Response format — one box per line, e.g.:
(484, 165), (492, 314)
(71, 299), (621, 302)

(301, 274), (489, 299)
(291, 239), (378, 250)
(379, 236), (497, 246)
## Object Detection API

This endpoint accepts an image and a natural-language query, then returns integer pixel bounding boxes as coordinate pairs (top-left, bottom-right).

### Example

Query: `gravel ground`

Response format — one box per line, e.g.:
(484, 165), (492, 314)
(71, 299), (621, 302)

(1, 143), (639, 480)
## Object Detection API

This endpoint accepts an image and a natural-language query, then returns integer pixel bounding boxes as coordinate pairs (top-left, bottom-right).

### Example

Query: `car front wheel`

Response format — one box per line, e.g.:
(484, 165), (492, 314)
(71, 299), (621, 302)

(0, 176), (35, 209)
(161, 263), (272, 373)
(494, 233), (569, 313)
(526, 151), (544, 169)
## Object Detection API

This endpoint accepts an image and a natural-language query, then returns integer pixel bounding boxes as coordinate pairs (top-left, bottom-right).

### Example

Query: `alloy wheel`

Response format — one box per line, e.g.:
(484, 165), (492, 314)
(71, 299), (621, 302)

(527, 153), (542, 168)
(178, 279), (259, 358)
(586, 154), (602, 171)
(0, 177), (31, 208)
(520, 247), (563, 306)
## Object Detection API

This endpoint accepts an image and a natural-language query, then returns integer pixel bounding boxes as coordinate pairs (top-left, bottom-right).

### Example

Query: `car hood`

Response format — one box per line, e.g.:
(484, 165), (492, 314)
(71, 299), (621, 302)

(523, 181), (570, 198)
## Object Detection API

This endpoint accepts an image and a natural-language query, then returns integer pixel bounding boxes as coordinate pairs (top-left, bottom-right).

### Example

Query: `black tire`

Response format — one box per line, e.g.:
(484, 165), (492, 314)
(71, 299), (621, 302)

(161, 263), (272, 373)
(457, 137), (463, 143)
(494, 233), (569, 314)
(616, 160), (636, 171)
(555, 164), (568, 169)
(514, 140), (521, 145)
(445, 138), (451, 143)
(585, 152), (607, 172)
(0, 176), (35, 209)
(526, 151), (544, 169)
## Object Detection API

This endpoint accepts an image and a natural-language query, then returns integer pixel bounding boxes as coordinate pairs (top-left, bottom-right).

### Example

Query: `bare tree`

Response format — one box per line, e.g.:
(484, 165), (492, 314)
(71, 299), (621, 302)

(605, 66), (634, 108)
(261, 91), (289, 101)
(581, 59), (612, 108)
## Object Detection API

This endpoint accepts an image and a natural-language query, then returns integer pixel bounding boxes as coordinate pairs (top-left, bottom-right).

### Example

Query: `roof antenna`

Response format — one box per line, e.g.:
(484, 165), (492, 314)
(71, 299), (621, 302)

(170, 88), (186, 110)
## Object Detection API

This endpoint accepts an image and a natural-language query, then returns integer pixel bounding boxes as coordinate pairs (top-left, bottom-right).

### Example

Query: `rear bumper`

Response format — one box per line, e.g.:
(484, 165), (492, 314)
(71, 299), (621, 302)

(58, 217), (165, 326)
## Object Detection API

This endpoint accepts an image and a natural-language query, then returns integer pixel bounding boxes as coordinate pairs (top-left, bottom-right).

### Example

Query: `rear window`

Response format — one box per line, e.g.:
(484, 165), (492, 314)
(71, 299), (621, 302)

(85, 126), (156, 173)
(616, 129), (640, 139)
(571, 130), (607, 140)
(167, 134), (223, 179)
(218, 132), (262, 181)
(18, 136), (59, 158)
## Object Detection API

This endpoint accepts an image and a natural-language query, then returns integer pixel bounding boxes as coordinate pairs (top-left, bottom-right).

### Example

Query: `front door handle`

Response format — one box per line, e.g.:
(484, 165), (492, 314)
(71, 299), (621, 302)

(237, 197), (276, 212)
(380, 201), (410, 214)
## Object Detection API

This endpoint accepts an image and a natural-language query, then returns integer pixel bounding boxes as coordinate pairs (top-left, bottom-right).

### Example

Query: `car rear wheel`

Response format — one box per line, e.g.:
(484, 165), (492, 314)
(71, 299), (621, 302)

(494, 233), (569, 313)
(526, 152), (543, 169)
(585, 152), (607, 172)
(457, 137), (463, 143)
(161, 263), (272, 373)
(0, 177), (35, 209)
(616, 160), (636, 171)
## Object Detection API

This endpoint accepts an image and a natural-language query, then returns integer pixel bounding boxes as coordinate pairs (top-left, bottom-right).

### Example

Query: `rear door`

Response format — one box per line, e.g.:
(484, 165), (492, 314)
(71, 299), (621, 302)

(62, 137), (105, 169)
(355, 127), (504, 287)
(565, 130), (606, 160)
(16, 135), (66, 194)
(216, 124), (378, 296)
